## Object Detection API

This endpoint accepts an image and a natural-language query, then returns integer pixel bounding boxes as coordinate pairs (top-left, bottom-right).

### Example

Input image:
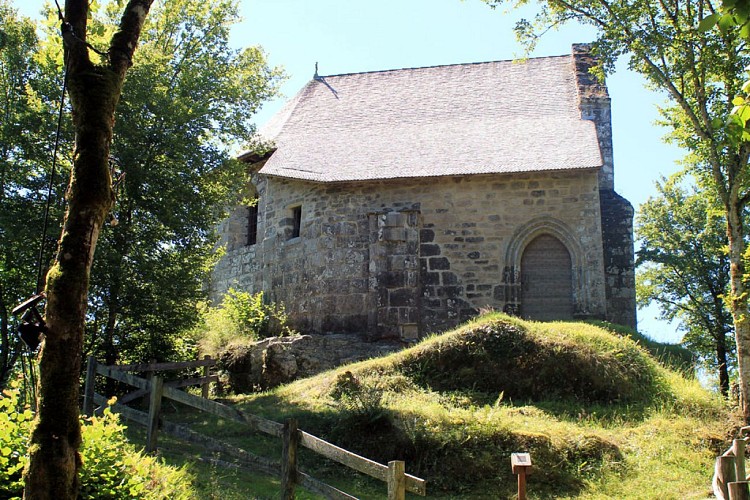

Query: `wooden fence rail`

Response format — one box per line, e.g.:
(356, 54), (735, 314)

(83, 354), (217, 416)
(714, 427), (750, 500)
(83, 356), (426, 500)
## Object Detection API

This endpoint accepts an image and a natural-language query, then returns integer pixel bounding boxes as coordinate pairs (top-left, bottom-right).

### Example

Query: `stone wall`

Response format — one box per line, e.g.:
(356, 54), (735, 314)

(219, 334), (403, 391)
(573, 43), (614, 191)
(572, 43), (637, 329)
(212, 169), (609, 339)
(600, 190), (636, 328)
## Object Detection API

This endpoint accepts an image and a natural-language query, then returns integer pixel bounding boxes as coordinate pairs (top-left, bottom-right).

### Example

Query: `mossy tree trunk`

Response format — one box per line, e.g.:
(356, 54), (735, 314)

(23, 1), (153, 498)
(727, 193), (750, 421)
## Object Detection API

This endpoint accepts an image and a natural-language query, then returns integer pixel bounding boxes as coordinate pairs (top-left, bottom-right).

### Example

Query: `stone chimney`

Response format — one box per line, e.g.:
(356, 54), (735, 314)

(572, 43), (614, 191)
(572, 44), (637, 329)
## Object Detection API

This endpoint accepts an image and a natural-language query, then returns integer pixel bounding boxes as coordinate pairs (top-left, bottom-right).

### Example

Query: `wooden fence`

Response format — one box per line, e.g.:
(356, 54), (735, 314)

(714, 427), (750, 500)
(82, 356), (426, 500)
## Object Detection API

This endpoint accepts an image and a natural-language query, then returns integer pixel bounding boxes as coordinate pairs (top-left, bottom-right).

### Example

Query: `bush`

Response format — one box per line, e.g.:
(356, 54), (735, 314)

(0, 381), (31, 498)
(0, 382), (195, 499)
(192, 289), (295, 356)
(330, 371), (385, 421)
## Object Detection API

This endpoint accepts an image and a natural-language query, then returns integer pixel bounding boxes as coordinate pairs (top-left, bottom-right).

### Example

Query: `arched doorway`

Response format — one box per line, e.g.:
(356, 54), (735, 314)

(520, 234), (574, 321)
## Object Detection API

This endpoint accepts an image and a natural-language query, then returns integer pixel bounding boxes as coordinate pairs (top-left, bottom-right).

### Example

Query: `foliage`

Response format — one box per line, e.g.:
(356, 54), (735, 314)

(78, 408), (195, 500)
(0, 1), (64, 388)
(636, 172), (734, 396)
(485, 0), (750, 422)
(0, 381), (32, 497)
(702, 1), (750, 143)
(0, 382), (195, 499)
(225, 314), (730, 498)
(192, 289), (295, 356)
(586, 319), (695, 372)
(66, 0), (284, 366)
(2, 0), (284, 383)
(330, 370), (387, 422)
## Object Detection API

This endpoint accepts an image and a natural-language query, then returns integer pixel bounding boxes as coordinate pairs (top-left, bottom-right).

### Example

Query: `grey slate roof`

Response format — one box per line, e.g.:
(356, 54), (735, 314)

(253, 53), (603, 183)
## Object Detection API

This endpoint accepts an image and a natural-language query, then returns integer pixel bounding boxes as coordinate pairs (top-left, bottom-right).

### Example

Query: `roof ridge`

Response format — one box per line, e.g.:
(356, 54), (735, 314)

(316, 53), (572, 79)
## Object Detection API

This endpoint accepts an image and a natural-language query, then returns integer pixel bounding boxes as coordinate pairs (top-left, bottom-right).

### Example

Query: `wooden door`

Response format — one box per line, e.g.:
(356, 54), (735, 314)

(520, 234), (573, 321)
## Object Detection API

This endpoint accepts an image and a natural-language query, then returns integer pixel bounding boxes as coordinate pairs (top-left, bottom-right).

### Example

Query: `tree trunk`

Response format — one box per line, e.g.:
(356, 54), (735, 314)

(727, 195), (750, 422)
(23, 64), (117, 500)
(717, 329), (730, 399)
(23, 1), (154, 497)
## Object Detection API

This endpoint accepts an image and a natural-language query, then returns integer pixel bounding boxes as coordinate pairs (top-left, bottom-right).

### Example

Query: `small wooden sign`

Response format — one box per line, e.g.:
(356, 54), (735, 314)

(511, 453), (532, 474)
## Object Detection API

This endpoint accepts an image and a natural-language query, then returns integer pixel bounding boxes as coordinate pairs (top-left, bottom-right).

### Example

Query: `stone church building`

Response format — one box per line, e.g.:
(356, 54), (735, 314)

(212, 44), (637, 341)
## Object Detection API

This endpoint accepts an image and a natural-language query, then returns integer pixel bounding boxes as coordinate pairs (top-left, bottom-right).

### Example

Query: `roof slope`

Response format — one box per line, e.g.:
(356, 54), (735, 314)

(255, 53), (603, 183)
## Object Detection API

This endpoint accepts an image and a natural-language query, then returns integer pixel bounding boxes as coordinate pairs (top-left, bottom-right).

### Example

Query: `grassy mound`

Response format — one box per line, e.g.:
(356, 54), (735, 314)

(226, 313), (735, 498)
(397, 317), (668, 404)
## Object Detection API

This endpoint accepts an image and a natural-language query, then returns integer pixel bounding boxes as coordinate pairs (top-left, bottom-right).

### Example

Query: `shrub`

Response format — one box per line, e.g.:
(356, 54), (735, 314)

(0, 381), (31, 498)
(192, 289), (295, 356)
(330, 371), (385, 421)
(0, 382), (195, 499)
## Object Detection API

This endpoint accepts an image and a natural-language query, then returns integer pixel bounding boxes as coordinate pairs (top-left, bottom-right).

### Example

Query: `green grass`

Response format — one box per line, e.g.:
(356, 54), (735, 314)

(127, 313), (737, 498)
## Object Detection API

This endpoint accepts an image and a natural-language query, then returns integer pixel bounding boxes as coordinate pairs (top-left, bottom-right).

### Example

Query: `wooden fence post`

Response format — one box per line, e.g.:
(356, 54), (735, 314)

(735, 439), (747, 483)
(83, 356), (97, 416)
(146, 375), (164, 453)
(281, 418), (299, 500)
(387, 460), (406, 500)
(729, 481), (750, 500)
(717, 455), (737, 499)
(201, 354), (211, 399)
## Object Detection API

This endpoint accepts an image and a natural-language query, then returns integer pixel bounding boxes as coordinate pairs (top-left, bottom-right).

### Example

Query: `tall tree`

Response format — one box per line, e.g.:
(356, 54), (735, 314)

(0, 1), (63, 388)
(636, 174), (733, 396)
(23, 0), (155, 497)
(486, 0), (750, 420)
(0, 1), (38, 387)
(82, 0), (281, 367)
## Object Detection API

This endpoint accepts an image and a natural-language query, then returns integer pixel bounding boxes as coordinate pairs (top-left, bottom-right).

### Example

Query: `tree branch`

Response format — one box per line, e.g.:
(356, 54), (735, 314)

(109, 0), (156, 77)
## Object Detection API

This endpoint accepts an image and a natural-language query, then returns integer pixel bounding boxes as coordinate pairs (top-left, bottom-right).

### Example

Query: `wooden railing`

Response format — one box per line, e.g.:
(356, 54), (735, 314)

(82, 356), (426, 500)
(714, 427), (750, 500)
(83, 355), (217, 412)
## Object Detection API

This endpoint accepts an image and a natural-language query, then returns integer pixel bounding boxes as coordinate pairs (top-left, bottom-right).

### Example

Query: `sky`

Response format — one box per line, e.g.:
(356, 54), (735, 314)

(17, 0), (685, 342)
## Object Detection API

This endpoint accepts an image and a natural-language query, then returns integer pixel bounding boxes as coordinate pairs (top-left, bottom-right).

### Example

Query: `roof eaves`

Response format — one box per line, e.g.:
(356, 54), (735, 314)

(238, 149), (276, 164)
(262, 163), (602, 184)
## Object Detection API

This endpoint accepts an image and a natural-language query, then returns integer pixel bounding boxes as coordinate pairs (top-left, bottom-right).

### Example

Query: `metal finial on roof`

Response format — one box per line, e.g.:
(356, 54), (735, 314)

(314, 62), (319, 80)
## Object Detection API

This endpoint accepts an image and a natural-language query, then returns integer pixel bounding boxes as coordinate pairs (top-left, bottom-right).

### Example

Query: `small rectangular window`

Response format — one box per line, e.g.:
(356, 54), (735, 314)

(291, 205), (302, 239)
(247, 204), (258, 246)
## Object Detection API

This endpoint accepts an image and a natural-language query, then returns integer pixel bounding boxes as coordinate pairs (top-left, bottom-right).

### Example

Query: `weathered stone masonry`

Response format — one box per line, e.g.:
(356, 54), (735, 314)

(214, 169), (610, 337)
(212, 45), (638, 339)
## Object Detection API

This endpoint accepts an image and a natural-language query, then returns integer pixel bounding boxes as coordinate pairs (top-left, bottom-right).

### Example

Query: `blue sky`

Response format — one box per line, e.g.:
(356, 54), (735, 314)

(18, 0), (684, 342)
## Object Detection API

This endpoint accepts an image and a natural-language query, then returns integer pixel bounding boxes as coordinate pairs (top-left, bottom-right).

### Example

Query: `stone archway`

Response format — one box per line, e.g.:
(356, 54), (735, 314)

(519, 234), (573, 320)
(503, 217), (590, 318)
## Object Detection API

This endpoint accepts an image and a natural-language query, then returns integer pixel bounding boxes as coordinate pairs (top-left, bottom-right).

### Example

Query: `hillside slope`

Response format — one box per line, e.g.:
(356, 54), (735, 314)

(231, 314), (736, 498)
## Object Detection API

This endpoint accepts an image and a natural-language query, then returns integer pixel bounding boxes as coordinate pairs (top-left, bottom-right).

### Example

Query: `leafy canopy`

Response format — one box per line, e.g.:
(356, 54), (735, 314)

(636, 173), (734, 393)
(32, 0), (283, 365)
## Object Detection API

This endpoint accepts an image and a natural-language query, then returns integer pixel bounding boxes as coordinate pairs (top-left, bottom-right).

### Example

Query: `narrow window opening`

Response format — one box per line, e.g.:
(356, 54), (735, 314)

(247, 204), (258, 246)
(291, 205), (302, 239)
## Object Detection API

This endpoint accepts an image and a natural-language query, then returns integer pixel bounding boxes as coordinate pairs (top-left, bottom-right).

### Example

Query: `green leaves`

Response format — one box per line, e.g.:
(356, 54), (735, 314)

(80, 0), (282, 365)
(699, 0), (750, 36)
(698, 13), (722, 33)
(0, 381), (32, 496)
(0, 0), (64, 387)
(0, 382), (196, 498)
(191, 289), (296, 356)
(636, 173), (734, 392)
